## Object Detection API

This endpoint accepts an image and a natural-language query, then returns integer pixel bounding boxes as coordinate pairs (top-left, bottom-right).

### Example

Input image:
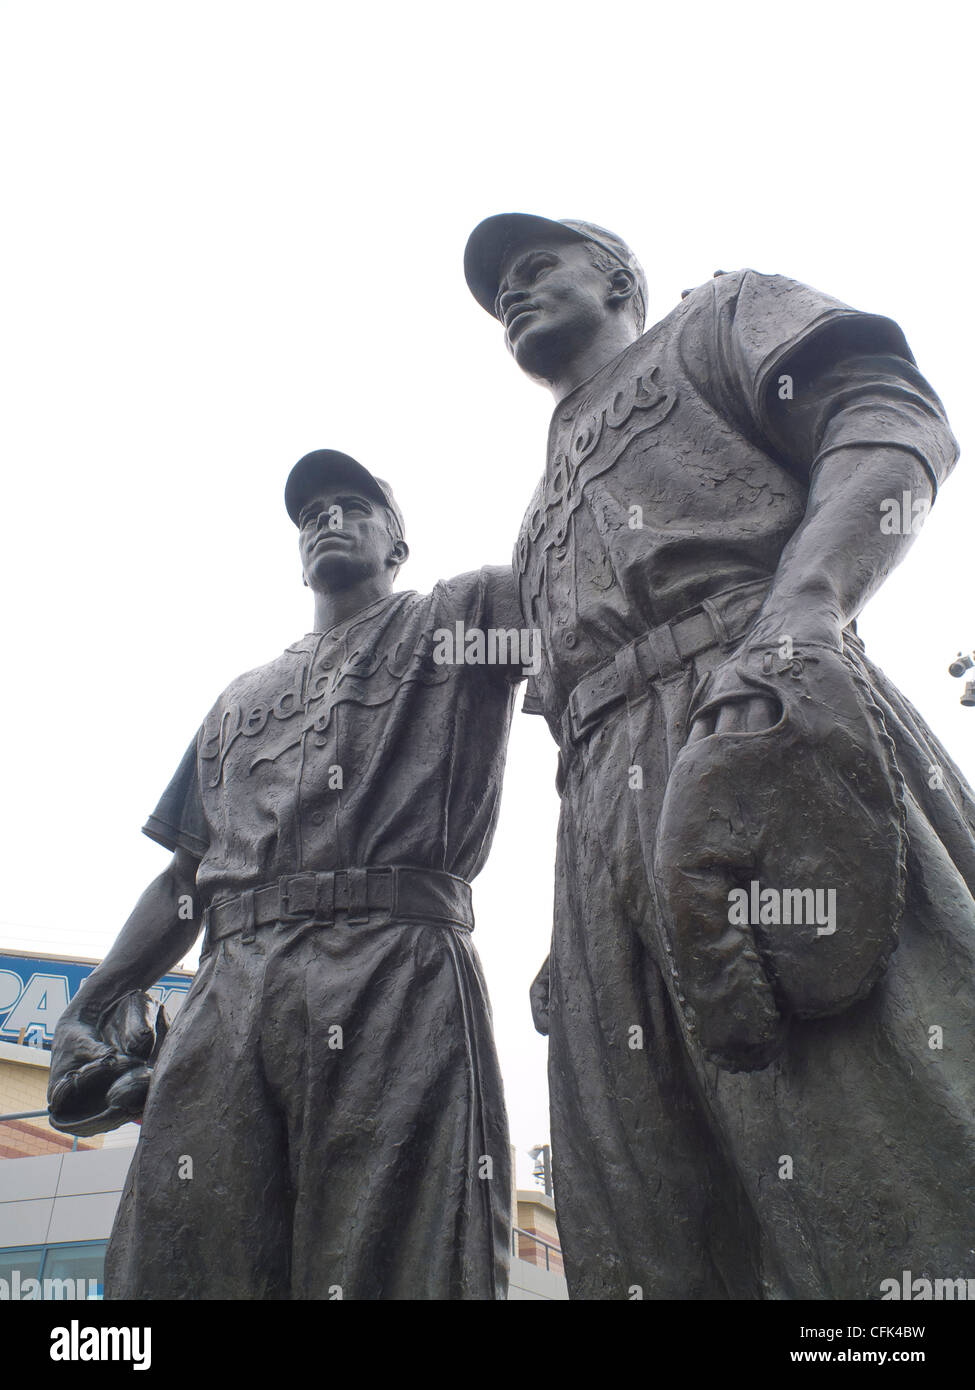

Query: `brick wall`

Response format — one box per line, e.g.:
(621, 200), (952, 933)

(0, 1057), (101, 1158)
(515, 1195), (565, 1275)
(0, 1056), (48, 1111)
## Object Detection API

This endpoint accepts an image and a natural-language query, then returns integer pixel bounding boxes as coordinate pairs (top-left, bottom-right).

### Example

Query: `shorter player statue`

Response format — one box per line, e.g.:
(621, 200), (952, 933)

(49, 449), (526, 1300)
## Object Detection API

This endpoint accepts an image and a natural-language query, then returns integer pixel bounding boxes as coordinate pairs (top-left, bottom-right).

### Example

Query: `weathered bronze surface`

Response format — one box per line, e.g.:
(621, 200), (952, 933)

(49, 449), (523, 1299)
(467, 214), (975, 1299)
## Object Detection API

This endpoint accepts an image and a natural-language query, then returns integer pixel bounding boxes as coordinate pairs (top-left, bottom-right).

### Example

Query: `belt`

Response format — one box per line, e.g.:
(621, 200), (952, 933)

(559, 577), (771, 747)
(202, 866), (474, 947)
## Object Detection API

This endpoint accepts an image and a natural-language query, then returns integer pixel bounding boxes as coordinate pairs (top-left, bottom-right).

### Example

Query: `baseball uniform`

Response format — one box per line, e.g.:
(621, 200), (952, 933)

(518, 270), (975, 1298)
(106, 568), (523, 1300)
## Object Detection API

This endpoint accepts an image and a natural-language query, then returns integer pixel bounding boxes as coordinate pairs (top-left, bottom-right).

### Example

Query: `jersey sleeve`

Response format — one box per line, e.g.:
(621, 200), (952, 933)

(478, 564), (523, 632)
(520, 674), (544, 716)
(709, 270), (958, 494)
(431, 565), (529, 680)
(142, 732), (210, 859)
(767, 351), (959, 498)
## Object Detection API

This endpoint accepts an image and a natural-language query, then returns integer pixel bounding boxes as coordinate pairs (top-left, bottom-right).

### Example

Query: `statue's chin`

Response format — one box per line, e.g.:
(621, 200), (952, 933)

(510, 327), (565, 387)
(306, 558), (367, 595)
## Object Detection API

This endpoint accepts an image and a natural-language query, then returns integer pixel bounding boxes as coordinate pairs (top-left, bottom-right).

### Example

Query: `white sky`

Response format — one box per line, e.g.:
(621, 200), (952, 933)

(1, 1), (972, 1191)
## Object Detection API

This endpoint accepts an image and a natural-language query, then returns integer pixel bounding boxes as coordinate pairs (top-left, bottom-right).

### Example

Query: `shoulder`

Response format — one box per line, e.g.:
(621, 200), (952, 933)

(627, 270), (755, 356)
(673, 267), (752, 315)
(204, 643), (310, 717)
(681, 268), (911, 378)
(676, 267), (850, 320)
(428, 567), (505, 616)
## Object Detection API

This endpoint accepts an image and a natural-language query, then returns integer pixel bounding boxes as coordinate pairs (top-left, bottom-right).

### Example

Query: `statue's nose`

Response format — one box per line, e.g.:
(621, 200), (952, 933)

(498, 286), (529, 320)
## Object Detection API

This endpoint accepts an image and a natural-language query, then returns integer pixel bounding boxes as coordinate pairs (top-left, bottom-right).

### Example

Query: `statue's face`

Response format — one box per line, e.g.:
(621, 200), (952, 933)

(495, 238), (611, 381)
(297, 485), (400, 592)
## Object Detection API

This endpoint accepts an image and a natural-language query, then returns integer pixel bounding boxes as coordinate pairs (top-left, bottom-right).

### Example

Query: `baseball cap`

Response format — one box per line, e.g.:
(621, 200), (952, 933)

(464, 213), (647, 329)
(284, 449), (405, 538)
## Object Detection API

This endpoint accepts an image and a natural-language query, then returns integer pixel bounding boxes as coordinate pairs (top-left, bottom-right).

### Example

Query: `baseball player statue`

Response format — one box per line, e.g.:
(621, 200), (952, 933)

(48, 449), (525, 1300)
(465, 214), (975, 1299)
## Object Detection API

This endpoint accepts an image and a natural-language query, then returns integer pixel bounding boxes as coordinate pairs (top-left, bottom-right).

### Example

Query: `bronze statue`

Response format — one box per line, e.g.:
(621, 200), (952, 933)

(466, 214), (975, 1299)
(48, 450), (524, 1300)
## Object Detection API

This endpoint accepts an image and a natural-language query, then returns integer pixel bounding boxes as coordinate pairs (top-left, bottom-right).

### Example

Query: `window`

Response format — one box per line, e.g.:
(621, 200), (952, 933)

(0, 1240), (106, 1299)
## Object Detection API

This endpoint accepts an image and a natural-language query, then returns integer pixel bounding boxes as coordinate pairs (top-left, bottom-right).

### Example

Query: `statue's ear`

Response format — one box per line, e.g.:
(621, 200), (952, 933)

(607, 266), (637, 309)
(389, 539), (410, 569)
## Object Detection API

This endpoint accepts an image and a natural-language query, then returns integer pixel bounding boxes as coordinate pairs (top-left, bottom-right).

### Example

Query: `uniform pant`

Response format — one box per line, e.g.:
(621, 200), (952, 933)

(549, 625), (975, 1299)
(105, 914), (510, 1300)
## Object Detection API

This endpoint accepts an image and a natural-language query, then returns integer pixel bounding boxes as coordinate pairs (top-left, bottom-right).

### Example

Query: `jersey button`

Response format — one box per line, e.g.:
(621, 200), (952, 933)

(310, 811), (325, 826)
(563, 632), (577, 648)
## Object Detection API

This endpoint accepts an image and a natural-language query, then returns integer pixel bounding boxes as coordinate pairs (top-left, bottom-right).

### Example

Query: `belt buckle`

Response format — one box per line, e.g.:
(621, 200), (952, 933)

(238, 888), (256, 945)
(279, 873), (318, 921)
(565, 685), (585, 743)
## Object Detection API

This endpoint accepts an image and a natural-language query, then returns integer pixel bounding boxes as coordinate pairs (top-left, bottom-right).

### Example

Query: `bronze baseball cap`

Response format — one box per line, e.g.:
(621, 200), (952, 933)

(285, 449), (405, 538)
(464, 213), (647, 329)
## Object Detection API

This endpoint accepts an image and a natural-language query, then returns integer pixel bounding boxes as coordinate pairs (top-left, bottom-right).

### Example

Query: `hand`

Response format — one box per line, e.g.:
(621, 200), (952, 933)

(686, 693), (778, 743)
(687, 606), (844, 744)
(48, 993), (164, 1136)
(48, 1012), (132, 1133)
(48, 1009), (123, 1090)
(529, 955), (550, 1036)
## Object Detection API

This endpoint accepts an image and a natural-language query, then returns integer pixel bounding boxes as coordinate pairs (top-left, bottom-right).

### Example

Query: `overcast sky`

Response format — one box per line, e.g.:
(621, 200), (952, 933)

(1, 1), (972, 1189)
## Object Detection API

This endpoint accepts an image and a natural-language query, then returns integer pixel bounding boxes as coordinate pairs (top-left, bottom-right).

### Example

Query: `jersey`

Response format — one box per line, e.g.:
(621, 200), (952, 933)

(514, 271), (974, 1298)
(515, 269), (958, 730)
(144, 567), (524, 903)
(107, 566), (524, 1299)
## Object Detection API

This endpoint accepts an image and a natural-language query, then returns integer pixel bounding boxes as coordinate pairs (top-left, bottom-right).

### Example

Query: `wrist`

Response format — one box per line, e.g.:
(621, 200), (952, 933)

(743, 603), (843, 651)
(64, 979), (127, 1030)
(61, 997), (104, 1030)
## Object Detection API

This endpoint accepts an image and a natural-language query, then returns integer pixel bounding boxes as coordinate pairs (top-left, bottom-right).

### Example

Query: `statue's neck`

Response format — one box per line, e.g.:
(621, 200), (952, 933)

(548, 322), (639, 403)
(312, 577), (393, 635)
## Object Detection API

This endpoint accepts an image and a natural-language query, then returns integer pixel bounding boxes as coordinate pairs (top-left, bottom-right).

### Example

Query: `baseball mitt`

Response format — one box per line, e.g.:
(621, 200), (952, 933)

(47, 991), (169, 1137)
(653, 639), (906, 1072)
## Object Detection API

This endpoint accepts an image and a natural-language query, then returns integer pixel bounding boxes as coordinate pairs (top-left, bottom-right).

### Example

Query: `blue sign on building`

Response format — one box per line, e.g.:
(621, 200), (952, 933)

(0, 952), (192, 1046)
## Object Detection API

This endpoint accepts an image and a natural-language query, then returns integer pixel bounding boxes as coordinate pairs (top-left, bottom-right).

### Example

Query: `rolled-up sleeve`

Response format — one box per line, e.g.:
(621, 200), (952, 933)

(769, 352), (959, 498)
(713, 270), (958, 496)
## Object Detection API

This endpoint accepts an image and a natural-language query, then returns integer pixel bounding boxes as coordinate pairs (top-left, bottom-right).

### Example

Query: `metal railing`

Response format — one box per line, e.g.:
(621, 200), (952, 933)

(0, 1109), (80, 1152)
(512, 1224), (563, 1273)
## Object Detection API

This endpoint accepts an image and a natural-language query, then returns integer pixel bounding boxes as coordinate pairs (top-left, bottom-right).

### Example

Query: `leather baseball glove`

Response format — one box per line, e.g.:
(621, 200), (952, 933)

(47, 991), (169, 1137)
(653, 639), (906, 1072)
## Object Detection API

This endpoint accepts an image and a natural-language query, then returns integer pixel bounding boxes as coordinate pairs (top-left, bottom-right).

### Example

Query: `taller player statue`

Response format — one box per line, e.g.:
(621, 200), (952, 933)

(465, 214), (975, 1299)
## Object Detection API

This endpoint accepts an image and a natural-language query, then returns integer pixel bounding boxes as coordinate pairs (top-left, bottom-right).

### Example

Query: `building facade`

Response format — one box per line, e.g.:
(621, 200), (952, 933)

(1, 950), (566, 1300)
